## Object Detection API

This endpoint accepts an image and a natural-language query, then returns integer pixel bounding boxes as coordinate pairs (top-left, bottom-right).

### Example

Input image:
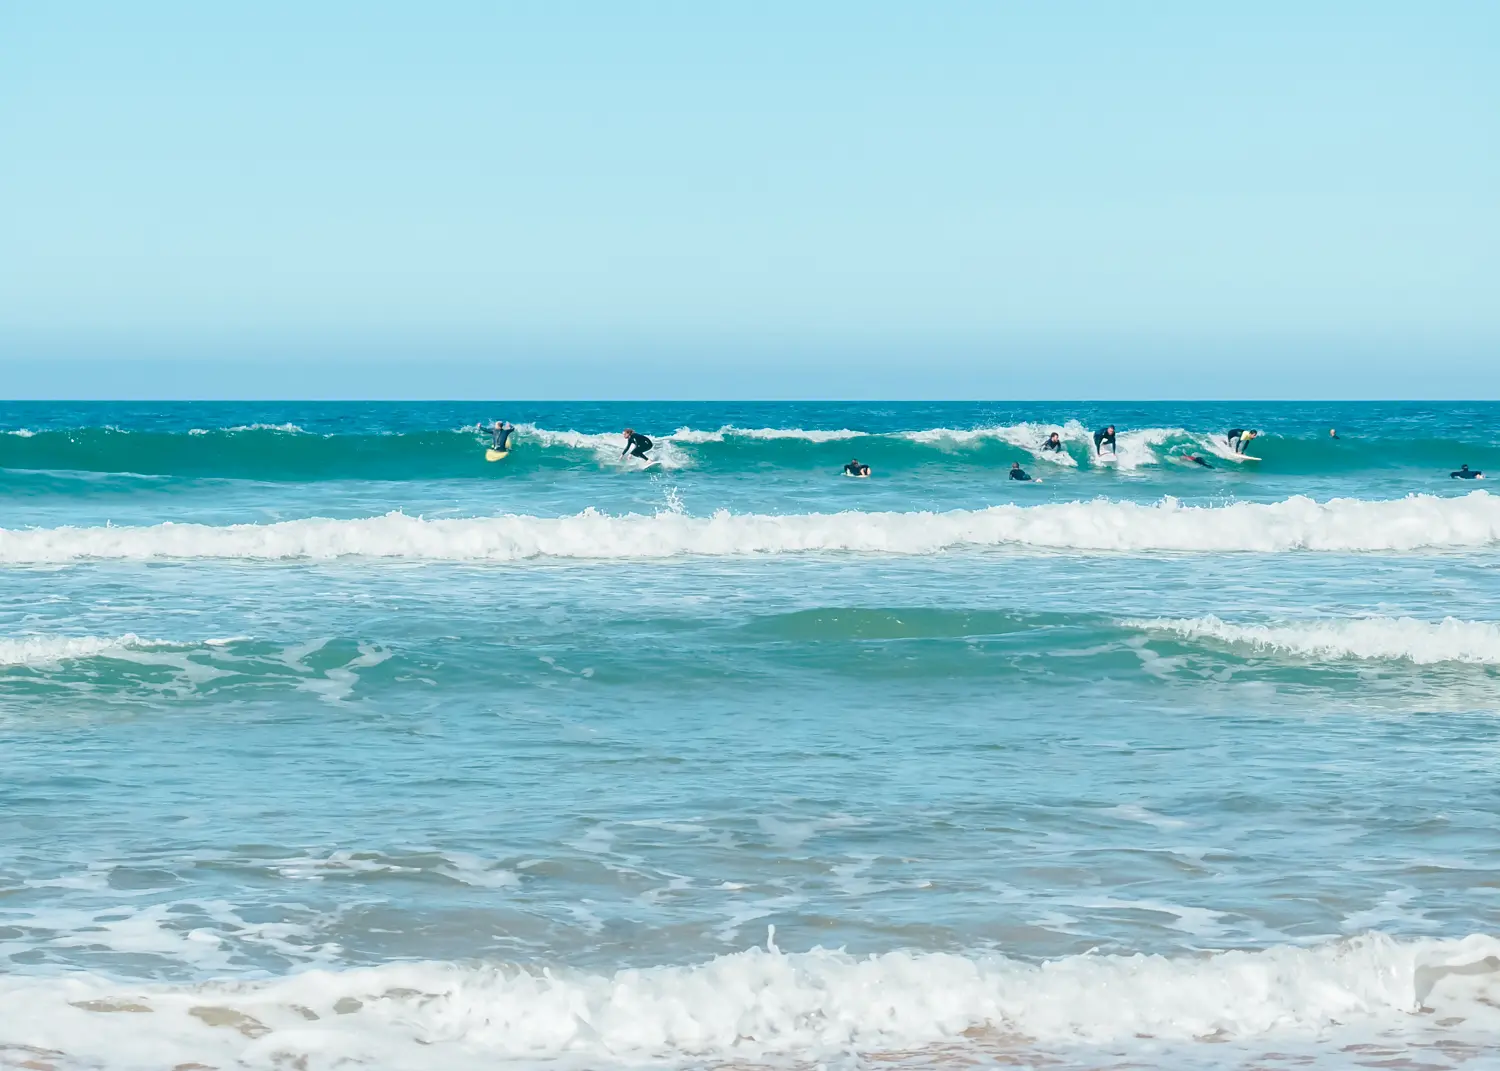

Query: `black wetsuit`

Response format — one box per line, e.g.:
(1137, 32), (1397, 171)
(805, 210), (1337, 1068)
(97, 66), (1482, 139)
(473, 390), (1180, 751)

(1452, 466), (1483, 479)
(1093, 428), (1116, 454)
(492, 424), (513, 451)
(1186, 455), (1212, 468)
(843, 462), (869, 476)
(1043, 437), (1064, 452)
(622, 432), (653, 460)
(1009, 467), (1032, 481)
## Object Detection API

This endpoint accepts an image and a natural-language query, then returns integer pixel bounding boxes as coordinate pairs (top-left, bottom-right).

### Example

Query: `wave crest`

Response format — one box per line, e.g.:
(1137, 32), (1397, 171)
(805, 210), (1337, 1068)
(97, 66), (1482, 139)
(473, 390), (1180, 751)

(1, 493), (1496, 564)
(1131, 614), (1500, 665)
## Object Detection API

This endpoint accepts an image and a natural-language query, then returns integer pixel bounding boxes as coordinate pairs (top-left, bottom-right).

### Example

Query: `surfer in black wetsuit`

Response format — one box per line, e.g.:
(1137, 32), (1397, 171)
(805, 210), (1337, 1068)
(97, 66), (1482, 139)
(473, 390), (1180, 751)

(1093, 425), (1116, 456)
(491, 421), (514, 451)
(843, 459), (870, 476)
(1009, 462), (1033, 481)
(621, 429), (653, 461)
(1227, 428), (1258, 454)
(1452, 464), (1484, 480)
(1043, 432), (1064, 452)
(1183, 454), (1212, 468)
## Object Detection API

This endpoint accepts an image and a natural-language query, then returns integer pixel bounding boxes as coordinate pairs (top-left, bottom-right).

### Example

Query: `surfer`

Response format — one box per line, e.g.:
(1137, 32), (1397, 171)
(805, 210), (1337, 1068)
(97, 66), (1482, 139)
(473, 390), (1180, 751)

(1093, 425), (1116, 456)
(1227, 428), (1259, 454)
(1329, 429), (1339, 439)
(1451, 464), (1484, 480)
(1043, 432), (1064, 452)
(1183, 454), (1213, 468)
(1009, 462), (1033, 481)
(621, 429), (653, 461)
(490, 421), (514, 452)
(843, 459), (871, 477)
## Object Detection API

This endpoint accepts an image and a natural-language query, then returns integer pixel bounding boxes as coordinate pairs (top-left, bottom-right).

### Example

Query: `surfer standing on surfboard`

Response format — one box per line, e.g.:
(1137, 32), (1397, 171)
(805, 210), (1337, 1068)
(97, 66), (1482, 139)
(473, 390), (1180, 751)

(621, 429), (654, 461)
(1227, 428), (1259, 455)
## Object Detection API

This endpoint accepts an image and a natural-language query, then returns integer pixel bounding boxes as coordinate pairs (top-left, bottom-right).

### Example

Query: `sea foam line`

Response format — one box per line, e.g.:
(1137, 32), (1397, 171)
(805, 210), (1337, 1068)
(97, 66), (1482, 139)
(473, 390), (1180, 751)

(0, 493), (1496, 564)
(3, 935), (1499, 1067)
(1131, 614), (1500, 665)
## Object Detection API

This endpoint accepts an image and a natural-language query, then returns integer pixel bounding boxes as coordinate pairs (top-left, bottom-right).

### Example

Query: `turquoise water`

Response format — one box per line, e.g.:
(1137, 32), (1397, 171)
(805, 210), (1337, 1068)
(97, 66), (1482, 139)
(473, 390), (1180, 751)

(2, 402), (1500, 1070)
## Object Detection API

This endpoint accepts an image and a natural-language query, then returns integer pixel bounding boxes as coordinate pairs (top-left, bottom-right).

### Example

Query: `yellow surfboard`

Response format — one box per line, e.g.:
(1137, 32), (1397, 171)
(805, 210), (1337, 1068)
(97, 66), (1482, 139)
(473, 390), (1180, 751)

(485, 449), (510, 462)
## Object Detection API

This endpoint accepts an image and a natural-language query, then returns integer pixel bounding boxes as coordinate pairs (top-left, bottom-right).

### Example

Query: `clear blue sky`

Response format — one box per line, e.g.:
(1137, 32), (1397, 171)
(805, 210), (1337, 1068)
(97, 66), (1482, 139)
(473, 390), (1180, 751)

(1, 1), (1496, 398)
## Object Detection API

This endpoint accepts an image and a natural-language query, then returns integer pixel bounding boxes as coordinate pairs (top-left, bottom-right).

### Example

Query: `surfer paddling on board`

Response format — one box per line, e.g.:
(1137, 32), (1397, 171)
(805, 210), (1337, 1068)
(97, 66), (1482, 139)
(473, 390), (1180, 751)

(1451, 464), (1485, 480)
(843, 459), (870, 477)
(1009, 462), (1034, 481)
(1227, 428), (1259, 455)
(1183, 454), (1213, 468)
(621, 429), (653, 462)
(1093, 425), (1116, 456)
(490, 421), (515, 452)
(1043, 432), (1064, 453)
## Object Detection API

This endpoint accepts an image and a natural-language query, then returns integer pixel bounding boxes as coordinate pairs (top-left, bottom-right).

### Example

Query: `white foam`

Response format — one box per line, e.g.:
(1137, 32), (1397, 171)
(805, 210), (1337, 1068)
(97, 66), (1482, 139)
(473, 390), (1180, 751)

(4, 936), (1499, 1068)
(669, 425), (866, 443)
(223, 423), (307, 434)
(514, 424), (693, 469)
(1131, 614), (1500, 665)
(2, 492), (1498, 564)
(0, 634), (176, 667)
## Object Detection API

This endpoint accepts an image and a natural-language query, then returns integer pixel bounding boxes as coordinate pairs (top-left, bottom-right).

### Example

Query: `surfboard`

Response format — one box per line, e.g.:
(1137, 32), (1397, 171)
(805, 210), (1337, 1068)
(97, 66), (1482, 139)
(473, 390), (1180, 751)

(1233, 455), (1262, 462)
(843, 471), (870, 478)
(485, 449), (510, 462)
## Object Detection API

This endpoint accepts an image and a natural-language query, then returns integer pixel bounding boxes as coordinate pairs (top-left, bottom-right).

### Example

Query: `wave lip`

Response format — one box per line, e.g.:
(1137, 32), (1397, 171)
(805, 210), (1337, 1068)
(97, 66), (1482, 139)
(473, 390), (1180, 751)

(1, 492), (1498, 564)
(4, 935), (1499, 1066)
(0, 634), (177, 667)
(1131, 614), (1500, 665)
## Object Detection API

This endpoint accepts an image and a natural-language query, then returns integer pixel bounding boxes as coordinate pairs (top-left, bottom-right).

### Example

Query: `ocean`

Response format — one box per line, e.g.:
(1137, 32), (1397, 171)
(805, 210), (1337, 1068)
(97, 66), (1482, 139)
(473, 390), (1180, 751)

(2, 400), (1499, 1070)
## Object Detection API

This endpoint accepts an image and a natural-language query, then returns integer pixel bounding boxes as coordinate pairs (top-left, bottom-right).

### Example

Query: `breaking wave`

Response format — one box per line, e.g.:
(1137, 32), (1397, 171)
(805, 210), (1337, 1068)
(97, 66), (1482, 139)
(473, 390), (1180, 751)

(3, 935), (1498, 1068)
(1, 492), (1497, 564)
(0, 634), (177, 667)
(2, 421), (1493, 480)
(1132, 614), (1500, 665)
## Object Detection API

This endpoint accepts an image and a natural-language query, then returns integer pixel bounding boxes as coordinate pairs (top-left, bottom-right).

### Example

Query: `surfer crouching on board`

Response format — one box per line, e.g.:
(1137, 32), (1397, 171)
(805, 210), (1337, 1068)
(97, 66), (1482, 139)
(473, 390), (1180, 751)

(1227, 428), (1259, 454)
(621, 429), (653, 461)
(1093, 425), (1116, 456)
(843, 459), (870, 477)
(491, 421), (514, 452)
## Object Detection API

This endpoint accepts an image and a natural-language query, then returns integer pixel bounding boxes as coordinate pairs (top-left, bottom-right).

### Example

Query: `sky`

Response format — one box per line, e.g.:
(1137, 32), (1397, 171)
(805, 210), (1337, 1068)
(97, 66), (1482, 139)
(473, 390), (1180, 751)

(1, 1), (1496, 398)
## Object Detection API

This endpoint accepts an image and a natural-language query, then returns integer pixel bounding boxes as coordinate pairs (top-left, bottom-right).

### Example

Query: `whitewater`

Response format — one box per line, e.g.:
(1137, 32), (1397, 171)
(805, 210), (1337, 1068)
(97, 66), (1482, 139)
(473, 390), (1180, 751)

(3, 492), (1499, 563)
(4, 400), (1499, 1071)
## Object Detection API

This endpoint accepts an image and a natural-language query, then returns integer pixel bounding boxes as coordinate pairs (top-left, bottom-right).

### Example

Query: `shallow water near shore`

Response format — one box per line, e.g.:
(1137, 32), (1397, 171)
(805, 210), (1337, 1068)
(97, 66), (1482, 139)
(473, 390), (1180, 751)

(2, 401), (1498, 1069)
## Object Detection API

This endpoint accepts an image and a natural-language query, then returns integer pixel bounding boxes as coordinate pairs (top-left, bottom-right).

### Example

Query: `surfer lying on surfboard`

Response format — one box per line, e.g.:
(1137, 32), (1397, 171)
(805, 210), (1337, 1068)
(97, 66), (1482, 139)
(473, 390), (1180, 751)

(843, 459), (870, 477)
(622, 429), (654, 461)
(1009, 462), (1034, 481)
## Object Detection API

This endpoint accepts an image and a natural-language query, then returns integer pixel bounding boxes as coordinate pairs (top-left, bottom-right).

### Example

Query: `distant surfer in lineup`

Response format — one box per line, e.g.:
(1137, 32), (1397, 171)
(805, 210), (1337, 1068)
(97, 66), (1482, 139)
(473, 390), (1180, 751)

(1009, 462), (1033, 481)
(490, 421), (514, 452)
(1093, 425), (1116, 456)
(1227, 428), (1259, 454)
(1043, 432), (1064, 452)
(1329, 429), (1339, 439)
(1451, 464), (1484, 480)
(621, 429), (653, 461)
(843, 459), (870, 477)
